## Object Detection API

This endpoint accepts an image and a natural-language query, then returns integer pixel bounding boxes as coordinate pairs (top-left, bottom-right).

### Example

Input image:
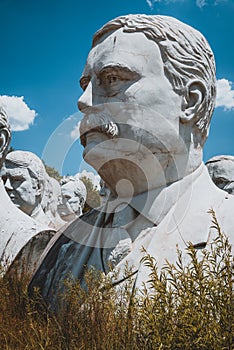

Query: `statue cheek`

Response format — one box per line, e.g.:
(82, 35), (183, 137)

(125, 81), (143, 101)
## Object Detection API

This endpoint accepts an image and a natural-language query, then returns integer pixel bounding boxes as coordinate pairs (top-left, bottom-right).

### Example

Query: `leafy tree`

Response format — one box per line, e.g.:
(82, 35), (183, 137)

(80, 176), (100, 213)
(43, 162), (62, 182)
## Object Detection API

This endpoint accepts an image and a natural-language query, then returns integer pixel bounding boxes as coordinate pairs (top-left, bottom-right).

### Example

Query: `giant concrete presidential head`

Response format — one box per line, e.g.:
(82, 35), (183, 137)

(29, 15), (234, 308)
(79, 14), (216, 198)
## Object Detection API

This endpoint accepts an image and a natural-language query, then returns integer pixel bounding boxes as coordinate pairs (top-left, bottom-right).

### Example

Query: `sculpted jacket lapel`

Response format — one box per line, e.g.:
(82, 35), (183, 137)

(109, 164), (227, 289)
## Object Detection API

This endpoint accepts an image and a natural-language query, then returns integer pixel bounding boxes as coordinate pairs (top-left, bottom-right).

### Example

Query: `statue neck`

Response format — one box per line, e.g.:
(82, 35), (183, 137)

(100, 148), (203, 199)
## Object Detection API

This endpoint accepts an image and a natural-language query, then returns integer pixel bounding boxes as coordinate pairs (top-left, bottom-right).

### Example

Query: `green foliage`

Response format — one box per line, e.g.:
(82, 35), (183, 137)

(43, 162), (62, 182)
(0, 210), (233, 349)
(139, 209), (234, 349)
(80, 176), (101, 212)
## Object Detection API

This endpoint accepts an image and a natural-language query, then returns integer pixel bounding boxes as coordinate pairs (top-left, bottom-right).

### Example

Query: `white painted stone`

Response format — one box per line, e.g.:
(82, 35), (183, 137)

(58, 176), (87, 221)
(29, 15), (234, 306)
(99, 179), (110, 206)
(44, 177), (67, 229)
(49, 177), (67, 228)
(206, 155), (234, 194)
(0, 109), (54, 276)
(4, 151), (51, 227)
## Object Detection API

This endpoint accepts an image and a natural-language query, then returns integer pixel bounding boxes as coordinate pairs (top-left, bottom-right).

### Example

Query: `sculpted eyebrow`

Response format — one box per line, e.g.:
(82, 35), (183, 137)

(8, 174), (25, 181)
(99, 65), (139, 77)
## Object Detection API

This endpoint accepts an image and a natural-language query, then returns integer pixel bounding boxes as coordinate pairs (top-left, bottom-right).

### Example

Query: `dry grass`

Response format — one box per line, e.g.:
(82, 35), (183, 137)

(0, 210), (233, 349)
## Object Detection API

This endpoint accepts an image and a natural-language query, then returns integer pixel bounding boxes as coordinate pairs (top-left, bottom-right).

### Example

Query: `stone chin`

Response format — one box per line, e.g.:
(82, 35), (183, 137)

(82, 133), (119, 168)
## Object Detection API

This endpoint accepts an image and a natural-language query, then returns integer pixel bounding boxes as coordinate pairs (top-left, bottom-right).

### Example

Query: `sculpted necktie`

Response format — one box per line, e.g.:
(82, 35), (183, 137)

(102, 203), (138, 271)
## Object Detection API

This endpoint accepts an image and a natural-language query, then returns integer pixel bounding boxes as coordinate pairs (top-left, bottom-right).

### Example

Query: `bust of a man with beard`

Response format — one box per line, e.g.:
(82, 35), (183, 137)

(29, 14), (234, 308)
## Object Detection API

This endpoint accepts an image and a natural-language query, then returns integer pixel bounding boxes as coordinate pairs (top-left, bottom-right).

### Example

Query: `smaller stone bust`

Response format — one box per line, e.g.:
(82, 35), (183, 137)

(0, 110), (54, 276)
(45, 177), (66, 229)
(3, 151), (51, 226)
(205, 155), (234, 195)
(58, 176), (87, 222)
(99, 179), (110, 206)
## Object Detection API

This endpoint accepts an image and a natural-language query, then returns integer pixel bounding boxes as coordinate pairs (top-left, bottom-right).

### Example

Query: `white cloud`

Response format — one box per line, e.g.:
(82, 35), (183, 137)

(146, 0), (154, 8)
(145, 0), (226, 8)
(216, 79), (234, 110)
(146, 0), (162, 8)
(196, 0), (206, 8)
(75, 170), (100, 190)
(0, 95), (37, 131)
(70, 121), (80, 140)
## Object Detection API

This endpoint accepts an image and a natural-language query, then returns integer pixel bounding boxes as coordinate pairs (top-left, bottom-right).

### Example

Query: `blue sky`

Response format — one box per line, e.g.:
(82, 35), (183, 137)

(1, 0), (234, 176)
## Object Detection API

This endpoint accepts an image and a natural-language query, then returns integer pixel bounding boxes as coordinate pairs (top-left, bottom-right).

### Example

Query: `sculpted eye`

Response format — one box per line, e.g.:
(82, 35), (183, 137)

(64, 194), (72, 200)
(107, 74), (120, 84)
(99, 66), (140, 91)
(80, 77), (90, 91)
(100, 73), (121, 87)
(214, 177), (228, 187)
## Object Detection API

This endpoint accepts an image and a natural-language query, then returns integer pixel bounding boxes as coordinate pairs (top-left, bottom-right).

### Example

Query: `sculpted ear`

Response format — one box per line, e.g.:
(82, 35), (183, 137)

(180, 80), (206, 123)
(0, 128), (10, 159)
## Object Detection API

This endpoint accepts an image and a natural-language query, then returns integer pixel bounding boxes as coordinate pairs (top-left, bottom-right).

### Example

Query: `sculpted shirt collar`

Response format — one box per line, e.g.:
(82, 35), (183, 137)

(106, 163), (205, 227)
(63, 164), (206, 249)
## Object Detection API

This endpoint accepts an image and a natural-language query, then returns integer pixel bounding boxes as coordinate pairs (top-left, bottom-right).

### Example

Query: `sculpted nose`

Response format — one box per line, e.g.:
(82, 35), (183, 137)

(78, 82), (92, 112)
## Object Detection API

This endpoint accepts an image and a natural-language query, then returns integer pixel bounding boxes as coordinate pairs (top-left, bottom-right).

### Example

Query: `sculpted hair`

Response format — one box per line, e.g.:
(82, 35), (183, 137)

(0, 107), (11, 168)
(60, 176), (87, 201)
(0, 106), (11, 132)
(6, 151), (47, 184)
(205, 155), (234, 165)
(93, 14), (216, 143)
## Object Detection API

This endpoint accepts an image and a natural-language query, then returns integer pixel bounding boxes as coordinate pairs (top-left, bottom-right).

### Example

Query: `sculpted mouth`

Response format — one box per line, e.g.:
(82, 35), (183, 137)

(80, 128), (101, 147)
(79, 113), (119, 147)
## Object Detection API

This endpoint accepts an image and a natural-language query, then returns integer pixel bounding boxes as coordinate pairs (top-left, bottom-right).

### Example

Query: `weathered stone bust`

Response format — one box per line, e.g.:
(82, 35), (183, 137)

(43, 177), (66, 229)
(4, 150), (51, 227)
(58, 176), (87, 222)
(29, 14), (234, 307)
(99, 179), (110, 206)
(206, 155), (234, 194)
(0, 109), (54, 275)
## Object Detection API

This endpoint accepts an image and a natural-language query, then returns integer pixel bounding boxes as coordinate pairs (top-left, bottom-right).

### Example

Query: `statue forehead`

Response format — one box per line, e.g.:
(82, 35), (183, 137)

(51, 178), (61, 192)
(61, 181), (78, 193)
(5, 165), (30, 178)
(83, 28), (162, 75)
(212, 159), (234, 176)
